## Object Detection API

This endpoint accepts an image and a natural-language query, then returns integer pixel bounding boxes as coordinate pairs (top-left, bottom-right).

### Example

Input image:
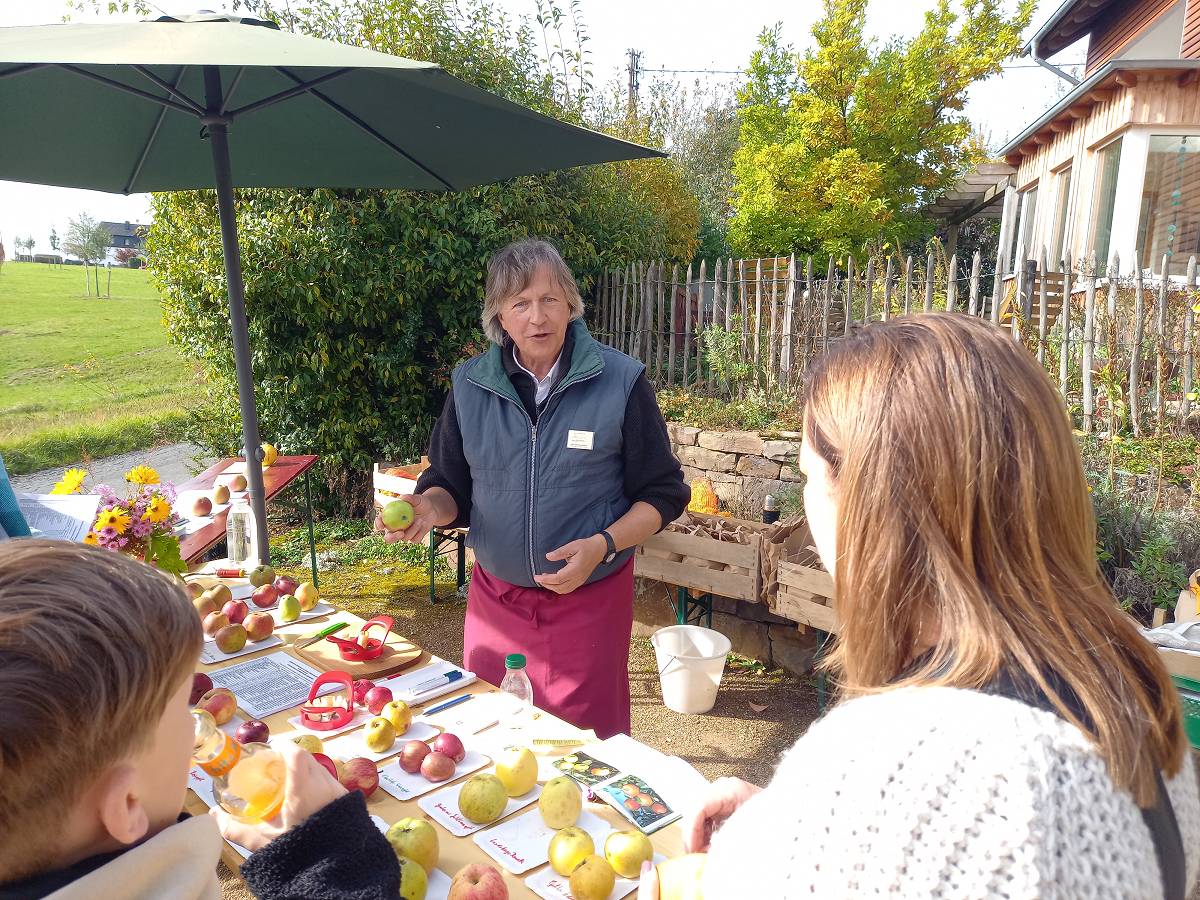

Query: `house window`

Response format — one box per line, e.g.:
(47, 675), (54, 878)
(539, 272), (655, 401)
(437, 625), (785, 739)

(1138, 135), (1200, 275)
(1011, 185), (1039, 270)
(1051, 166), (1073, 268)
(1091, 137), (1123, 272)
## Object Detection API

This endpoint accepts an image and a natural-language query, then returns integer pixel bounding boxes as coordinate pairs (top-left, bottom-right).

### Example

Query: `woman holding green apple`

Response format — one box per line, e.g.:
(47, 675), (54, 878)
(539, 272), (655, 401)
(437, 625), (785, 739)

(376, 239), (688, 738)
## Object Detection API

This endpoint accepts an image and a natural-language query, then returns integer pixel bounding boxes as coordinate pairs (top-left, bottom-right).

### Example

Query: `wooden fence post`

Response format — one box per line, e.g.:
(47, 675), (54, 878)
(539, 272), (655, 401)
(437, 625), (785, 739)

(864, 256), (875, 323)
(1037, 248), (1049, 367)
(1156, 254), (1169, 415)
(923, 251), (935, 313)
(968, 251), (981, 316)
(655, 260), (666, 383)
(683, 262), (693, 387)
(1183, 256), (1197, 426)
(1059, 251), (1073, 397)
(946, 252), (958, 313)
(740, 259), (750, 355)
(1131, 263), (1145, 437)
(904, 256), (913, 315)
(803, 256), (815, 370)
(753, 258), (763, 367)
(844, 256), (855, 335)
(882, 255), (894, 323)
(768, 258), (780, 385)
(696, 260), (707, 388)
(822, 256), (834, 349)
(1082, 257), (1097, 432)
(668, 263), (679, 387)
(725, 258), (735, 332)
(781, 254), (796, 381)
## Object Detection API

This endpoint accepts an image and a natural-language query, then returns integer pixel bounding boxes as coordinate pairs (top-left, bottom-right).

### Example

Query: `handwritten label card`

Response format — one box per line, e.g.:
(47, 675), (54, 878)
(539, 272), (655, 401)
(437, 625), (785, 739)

(418, 780), (542, 837)
(323, 721), (440, 763)
(473, 808), (609, 875)
(200, 635), (283, 665)
(377, 750), (490, 802)
(525, 853), (667, 900)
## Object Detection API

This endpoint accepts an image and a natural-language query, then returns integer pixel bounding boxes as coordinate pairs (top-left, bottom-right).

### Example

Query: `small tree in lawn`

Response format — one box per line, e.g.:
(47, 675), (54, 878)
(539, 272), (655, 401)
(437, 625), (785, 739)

(0, 234), (6, 275)
(64, 213), (111, 296)
(49, 227), (60, 265)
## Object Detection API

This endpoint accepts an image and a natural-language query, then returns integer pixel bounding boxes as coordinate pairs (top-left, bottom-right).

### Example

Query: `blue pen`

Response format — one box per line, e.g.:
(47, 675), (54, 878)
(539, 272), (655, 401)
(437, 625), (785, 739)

(405, 670), (464, 698)
(424, 693), (472, 715)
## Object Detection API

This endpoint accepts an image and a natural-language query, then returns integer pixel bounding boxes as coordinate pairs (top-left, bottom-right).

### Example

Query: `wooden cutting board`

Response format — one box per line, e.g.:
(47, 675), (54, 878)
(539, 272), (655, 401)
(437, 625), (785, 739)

(291, 612), (427, 678)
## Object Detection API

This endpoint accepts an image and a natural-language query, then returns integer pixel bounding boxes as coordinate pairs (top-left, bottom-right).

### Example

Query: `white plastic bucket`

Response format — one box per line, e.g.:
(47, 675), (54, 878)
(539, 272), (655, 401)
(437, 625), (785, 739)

(651, 624), (732, 714)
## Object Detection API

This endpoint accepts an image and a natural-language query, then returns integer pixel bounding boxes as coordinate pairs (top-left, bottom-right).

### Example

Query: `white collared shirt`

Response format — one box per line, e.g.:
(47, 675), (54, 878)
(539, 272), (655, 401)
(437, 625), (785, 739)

(512, 345), (563, 406)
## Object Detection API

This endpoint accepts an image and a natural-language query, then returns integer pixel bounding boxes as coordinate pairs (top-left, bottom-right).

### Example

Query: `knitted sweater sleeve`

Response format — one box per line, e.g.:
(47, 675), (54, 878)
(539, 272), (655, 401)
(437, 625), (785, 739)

(700, 686), (1200, 900)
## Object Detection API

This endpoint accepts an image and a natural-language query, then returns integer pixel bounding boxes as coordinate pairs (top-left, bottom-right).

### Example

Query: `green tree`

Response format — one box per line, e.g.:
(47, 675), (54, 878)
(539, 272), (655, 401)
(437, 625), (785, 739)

(730, 0), (1033, 259)
(63, 213), (110, 296)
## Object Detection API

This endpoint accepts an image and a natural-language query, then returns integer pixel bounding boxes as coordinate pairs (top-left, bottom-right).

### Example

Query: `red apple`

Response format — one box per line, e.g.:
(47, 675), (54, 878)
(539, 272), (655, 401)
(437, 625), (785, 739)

(202, 611), (230, 637)
(197, 687), (237, 726)
(399, 739), (431, 774)
(339, 757), (379, 798)
(234, 719), (270, 744)
(273, 575), (299, 597)
(191, 496), (213, 517)
(222, 598), (249, 625)
(421, 751), (455, 783)
(365, 686), (393, 716)
(243, 611), (274, 642)
(311, 752), (338, 780)
(433, 732), (466, 764)
(189, 672), (213, 705)
(448, 863), (509, 900)
(352, 678), (376, 707)
(251, 583), (279, 608)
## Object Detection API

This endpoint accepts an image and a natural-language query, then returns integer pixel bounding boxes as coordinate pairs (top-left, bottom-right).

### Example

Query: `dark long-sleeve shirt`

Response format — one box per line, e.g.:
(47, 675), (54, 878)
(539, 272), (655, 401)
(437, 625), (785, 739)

(416, 330), (689, 533)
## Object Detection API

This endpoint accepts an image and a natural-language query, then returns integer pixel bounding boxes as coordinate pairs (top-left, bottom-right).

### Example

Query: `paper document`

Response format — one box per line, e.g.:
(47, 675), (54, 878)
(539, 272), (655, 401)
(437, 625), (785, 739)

(206, 651), (323, 719)
(16, 493), (100, 542)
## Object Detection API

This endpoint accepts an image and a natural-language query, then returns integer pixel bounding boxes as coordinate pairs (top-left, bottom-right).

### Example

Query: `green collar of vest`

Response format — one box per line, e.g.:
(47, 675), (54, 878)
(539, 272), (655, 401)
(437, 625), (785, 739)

(467, 319), (604, 404)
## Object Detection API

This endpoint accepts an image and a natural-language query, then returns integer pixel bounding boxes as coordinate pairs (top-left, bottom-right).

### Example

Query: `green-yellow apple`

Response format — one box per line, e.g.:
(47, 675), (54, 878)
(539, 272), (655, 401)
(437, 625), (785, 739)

(291, 734), (323, 754)
(364, 717), (397, 754)
(208, 583), (233, 606)
(656, 853), (707, 900)
(278, 594), (301, 623)
(381, 700), (412, 735)
(604, 829), (654, 879)
(494, 745), (537, 797)
(382, 499), (414, 531)
(214, 623), (247, 654)
(548, 826), (594, 877)
(397, 855), (428, 900)
(296, 581), (319, 611)
(538, 776), (582, 829)
(458, 773), (507, 825)
(569, 855), (616, 900)
(386, 817), (439, 875)
(248, 564), (275, 587)
(212, 483), (230, 505)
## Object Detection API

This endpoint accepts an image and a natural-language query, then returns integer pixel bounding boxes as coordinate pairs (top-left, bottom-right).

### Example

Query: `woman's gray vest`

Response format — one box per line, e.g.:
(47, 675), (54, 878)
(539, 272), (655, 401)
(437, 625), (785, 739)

(452, 320), (643, 588)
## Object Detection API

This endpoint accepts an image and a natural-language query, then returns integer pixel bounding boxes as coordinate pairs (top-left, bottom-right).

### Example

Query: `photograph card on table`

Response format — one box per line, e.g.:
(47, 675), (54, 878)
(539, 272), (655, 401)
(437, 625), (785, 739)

(598, 774), (679, 834)
(551, 751), (621, 787)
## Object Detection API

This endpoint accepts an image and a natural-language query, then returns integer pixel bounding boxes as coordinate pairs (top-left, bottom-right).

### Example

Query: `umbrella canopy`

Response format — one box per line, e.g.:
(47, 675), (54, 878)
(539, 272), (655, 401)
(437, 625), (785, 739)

(0, 14), (662, 562)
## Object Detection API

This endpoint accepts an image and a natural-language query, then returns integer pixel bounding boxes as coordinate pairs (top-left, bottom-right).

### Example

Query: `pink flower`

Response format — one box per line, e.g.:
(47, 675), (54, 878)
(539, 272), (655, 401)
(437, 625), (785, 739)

(131, 518), (152, 539)
(99, 526), (118, 540)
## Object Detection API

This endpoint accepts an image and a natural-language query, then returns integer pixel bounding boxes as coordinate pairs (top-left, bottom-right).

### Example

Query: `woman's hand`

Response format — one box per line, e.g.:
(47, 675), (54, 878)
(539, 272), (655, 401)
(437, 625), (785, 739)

(637, 860), (660, 900)
(682, 777), (762, 853)
(374, 492), (444, 545)
(211, 742), (347, 853)
(534, 534), (606, 595)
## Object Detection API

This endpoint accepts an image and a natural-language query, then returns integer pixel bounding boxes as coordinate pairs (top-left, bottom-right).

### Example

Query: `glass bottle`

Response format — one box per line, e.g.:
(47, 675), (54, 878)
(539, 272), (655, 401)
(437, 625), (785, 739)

(225, 497), (254, 566)
(500, 653), (534, 707)
(192, 709), (285, 822)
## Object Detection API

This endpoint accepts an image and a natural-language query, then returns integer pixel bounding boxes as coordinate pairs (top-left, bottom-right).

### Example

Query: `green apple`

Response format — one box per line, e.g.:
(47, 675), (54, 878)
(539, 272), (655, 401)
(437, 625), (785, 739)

(458, 773), (508, 825)
(291, 734), (323, 754)
(364, 717), (397, 754)
(248, 565), (276, 588)
(385, 818), (439, 875)
(397, 855), (428, 900)
(570, 854), (616, 900)
(605, 829), (654, 879)
(538, 776), (582, 829)
(278, 594), (301, 623)
(549, 826), (594, 877)
(381, 499), (414, 531)
(495, 745), (538, 797)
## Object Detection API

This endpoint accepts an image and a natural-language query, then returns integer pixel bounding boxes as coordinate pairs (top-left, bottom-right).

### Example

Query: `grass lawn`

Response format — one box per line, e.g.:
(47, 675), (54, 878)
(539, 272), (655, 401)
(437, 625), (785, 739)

(0, 260), (198, 475)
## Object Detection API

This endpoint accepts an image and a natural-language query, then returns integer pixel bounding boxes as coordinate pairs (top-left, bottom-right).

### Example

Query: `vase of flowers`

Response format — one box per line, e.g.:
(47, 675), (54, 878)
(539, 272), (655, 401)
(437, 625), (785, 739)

(51, 464), (187, 575)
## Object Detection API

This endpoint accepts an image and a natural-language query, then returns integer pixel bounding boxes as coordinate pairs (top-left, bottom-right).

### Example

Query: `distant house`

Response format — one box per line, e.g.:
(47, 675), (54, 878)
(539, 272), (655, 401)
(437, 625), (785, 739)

(101, 220), (147, 252)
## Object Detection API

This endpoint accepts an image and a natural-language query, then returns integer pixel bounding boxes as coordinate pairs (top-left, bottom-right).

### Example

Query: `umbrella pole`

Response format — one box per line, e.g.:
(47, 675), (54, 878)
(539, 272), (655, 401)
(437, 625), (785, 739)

(205, 68), (270, 564)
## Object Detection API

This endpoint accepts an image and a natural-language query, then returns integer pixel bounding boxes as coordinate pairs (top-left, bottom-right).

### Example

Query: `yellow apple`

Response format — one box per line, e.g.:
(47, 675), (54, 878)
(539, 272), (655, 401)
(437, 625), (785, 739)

(548, 826), (594, 877)
(381, 700), (412, 735)
(397, 855), (428, 900)
(458, 773), (508, 825)
(292, 734), (323, 754)
(295, 581), (319, 611)
(261, 443), (278, 467)
(538, 776), (582, 829)
(364, 717), (396, 754)
(494, 745), (537, 797)
(656, 853), (708, 900)
(605, 829), (654, 879)
(385, 818), (439, 875)
(569, 854), (616, 900)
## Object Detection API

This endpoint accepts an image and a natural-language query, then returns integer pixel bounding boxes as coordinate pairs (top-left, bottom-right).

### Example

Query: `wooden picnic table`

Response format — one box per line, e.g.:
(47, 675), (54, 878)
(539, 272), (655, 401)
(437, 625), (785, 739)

(188, 604), (685, 897)
(178, 455), (320, 583)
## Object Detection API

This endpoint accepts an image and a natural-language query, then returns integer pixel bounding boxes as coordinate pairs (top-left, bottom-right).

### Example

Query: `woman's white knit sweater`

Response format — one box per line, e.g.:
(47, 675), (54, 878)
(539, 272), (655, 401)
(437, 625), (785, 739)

(702, 686), (1200, 899)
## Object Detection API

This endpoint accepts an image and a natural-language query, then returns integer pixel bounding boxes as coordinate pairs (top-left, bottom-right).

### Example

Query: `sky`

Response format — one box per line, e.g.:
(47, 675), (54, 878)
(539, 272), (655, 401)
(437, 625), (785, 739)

(0, 0), (1083, 256)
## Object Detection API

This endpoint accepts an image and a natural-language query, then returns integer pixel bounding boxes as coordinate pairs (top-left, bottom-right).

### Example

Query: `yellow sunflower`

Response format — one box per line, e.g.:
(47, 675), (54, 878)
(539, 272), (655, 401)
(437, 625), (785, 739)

(125, 465), (160, 486)
(145, 495), (171, 524)
(83, 530), (99, 546)
(96, 507), (133, 535)
(50, 468), (88, 495)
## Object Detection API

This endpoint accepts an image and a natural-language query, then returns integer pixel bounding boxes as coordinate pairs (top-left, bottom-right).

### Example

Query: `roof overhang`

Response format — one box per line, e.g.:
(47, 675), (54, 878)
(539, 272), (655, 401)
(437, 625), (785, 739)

(1022, 0), (1120, 58)
(925, 162), (1015, 224)
(999, 59), (1200, 162)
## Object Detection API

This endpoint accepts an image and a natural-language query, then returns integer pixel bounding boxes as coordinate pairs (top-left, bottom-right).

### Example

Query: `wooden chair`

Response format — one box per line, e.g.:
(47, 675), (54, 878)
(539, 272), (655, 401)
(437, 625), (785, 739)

(996, 270), (1066, 332)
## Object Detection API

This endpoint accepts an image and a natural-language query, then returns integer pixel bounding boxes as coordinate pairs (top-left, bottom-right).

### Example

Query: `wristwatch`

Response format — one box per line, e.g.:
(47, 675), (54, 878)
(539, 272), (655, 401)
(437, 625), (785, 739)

(600, 530), (617, 564)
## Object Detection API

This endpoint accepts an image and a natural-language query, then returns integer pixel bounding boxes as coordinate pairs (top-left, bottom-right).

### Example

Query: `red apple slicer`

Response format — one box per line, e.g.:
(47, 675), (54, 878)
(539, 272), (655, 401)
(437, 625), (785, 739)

(299, 671), (355, 731)
(325, 615), (393, 661)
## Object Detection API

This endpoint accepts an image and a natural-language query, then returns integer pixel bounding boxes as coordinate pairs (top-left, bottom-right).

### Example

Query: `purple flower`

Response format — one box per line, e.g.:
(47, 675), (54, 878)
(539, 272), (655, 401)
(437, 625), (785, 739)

(99, 526), (118, 540)
(131, 518), (152, 539)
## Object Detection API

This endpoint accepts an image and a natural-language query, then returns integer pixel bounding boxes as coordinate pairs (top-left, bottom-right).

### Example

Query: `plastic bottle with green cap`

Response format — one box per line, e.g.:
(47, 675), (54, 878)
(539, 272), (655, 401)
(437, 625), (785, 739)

(500, 652), (534, 708)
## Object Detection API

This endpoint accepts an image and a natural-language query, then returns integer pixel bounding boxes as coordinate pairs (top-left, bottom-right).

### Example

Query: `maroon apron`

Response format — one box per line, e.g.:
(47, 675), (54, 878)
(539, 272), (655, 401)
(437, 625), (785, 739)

(463, 556), (635, 739)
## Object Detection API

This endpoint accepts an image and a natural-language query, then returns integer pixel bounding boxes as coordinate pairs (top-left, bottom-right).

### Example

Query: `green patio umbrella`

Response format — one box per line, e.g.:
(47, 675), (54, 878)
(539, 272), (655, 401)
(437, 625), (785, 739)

(0, 13), (662, 561)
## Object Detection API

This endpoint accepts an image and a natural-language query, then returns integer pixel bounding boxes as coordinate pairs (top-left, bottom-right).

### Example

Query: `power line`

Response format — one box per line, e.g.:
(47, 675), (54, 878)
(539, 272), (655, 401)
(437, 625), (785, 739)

(637, 61), (1087, 77)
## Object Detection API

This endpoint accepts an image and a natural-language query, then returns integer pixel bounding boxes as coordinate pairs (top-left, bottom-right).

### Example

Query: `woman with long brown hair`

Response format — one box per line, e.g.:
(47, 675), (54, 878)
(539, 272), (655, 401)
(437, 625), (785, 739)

(642, 314), (1199, 898)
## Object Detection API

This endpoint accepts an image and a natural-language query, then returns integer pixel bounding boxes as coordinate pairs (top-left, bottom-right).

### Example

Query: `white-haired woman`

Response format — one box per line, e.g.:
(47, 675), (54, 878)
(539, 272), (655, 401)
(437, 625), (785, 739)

(378, 239), (688, 738)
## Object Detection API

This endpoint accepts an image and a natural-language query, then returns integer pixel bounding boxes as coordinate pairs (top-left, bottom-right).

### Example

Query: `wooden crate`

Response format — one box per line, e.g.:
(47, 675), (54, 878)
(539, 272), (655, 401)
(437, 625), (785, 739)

(372, 458), (427, 509)
(775, 548), (836, 633)
(635, 513), (763, 604)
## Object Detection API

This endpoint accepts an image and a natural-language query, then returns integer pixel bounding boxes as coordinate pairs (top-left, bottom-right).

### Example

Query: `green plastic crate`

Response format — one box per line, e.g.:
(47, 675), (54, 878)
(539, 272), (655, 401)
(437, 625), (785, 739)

(1171, 675), (1200, 749)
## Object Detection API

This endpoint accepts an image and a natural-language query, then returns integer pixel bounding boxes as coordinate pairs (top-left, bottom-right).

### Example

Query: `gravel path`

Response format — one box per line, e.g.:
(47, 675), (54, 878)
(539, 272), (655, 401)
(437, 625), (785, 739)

(9, 442), (213, 493)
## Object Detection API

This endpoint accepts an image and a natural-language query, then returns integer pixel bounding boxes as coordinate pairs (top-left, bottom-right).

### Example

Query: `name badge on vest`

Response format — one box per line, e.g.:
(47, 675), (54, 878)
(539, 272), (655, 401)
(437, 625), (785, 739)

(567, 430), (594, 450)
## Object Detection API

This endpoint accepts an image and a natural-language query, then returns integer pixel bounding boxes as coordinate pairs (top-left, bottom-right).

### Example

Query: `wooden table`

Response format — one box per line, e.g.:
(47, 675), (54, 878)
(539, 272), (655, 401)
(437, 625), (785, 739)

(178, 455), (320, 583)
(189, 606), (684, 898)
